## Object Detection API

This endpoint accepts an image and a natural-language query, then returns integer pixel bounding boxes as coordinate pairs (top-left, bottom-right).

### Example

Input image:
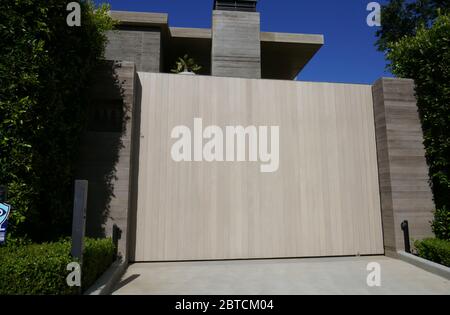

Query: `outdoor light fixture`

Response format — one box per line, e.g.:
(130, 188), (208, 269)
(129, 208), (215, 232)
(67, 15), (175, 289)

(214, 0), (258, 12)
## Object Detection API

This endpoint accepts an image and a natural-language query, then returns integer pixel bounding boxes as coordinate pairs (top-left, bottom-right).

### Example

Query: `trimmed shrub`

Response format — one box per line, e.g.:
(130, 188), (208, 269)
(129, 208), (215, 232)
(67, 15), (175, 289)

(0, 238), (115, 295)
(415, 238), (450, 267)
(82, 238), (116, 290)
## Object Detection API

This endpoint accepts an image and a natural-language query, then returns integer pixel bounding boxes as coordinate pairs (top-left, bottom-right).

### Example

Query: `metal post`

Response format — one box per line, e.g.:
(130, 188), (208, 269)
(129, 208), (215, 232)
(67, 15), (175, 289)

(401, 220), (411, 253)
(71, 180), (88, 263)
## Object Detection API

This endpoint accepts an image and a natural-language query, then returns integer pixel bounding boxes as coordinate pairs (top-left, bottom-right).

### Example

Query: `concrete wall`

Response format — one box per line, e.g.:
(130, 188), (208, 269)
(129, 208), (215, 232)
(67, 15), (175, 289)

(372, 78), (434, 253)
(76, 61), (140, 261)
(105, 28), (162, 73)
(211, 10), (261, 79)
(132, 73), (384, 262)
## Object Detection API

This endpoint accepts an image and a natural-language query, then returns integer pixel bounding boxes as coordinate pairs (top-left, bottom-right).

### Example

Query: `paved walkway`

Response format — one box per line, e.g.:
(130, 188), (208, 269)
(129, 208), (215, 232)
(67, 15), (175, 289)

(112, 256), (450, 295)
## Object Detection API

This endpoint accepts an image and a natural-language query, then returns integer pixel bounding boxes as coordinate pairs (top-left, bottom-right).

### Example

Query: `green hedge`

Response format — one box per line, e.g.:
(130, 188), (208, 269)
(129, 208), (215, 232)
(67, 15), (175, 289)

(415, 238), (450, 267)
(0, 238), (115, 295)
(82, 238), (116, 290)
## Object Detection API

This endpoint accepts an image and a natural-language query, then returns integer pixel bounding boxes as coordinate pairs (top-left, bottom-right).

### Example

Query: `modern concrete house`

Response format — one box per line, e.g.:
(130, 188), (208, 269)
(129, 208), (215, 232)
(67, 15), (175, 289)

(77, 0), (434, 266)
(103, 3), (324, 79)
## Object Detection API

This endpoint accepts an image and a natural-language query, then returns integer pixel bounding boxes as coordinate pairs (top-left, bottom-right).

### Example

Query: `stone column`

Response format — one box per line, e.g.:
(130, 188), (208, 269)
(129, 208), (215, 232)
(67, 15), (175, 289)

(372, 77), (434, 253)
(77, 61), (140, 262)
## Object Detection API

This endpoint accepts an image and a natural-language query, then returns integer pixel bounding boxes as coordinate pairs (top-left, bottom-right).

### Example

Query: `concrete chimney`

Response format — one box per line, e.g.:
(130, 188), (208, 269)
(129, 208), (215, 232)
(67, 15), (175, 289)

(212, 0), (261, 79)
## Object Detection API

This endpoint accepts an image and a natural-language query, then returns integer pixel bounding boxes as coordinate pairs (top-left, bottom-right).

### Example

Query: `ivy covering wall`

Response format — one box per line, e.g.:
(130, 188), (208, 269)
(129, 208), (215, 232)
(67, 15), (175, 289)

(0, 0), (113, 241)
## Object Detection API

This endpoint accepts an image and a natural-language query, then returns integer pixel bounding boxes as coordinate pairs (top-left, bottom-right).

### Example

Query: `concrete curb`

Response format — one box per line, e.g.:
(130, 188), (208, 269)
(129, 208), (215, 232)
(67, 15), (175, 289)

(397, 251), (450, 280)
(84, 260), (128, 295)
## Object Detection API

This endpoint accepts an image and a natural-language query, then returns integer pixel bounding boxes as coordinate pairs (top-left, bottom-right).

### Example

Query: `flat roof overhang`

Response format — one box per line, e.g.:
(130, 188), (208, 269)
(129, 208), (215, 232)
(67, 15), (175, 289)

(109, 11), (324, 80)
(261, 32), (324, 80)
(110, 11), (168, 27)
(166, 28), (324, 80)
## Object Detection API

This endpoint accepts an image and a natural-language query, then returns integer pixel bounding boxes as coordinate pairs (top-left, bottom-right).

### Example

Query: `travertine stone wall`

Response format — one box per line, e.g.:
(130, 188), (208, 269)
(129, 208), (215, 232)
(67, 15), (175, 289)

(77, 61), (139, 261)
(372, 78), (434, 253)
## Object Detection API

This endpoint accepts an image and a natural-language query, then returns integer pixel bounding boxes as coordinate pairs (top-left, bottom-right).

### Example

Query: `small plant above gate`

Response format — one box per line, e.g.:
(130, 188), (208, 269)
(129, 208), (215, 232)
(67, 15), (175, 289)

(171, 54), (202, 74)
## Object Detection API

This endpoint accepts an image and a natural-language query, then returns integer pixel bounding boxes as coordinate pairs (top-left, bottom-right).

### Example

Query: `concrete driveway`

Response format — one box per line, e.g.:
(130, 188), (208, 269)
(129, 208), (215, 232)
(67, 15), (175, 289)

(112, 256), (450, 295)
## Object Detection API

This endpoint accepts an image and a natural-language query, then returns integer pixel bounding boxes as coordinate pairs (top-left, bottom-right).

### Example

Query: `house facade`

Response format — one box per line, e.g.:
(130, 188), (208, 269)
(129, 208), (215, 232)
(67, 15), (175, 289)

(77, 0), (434, 262)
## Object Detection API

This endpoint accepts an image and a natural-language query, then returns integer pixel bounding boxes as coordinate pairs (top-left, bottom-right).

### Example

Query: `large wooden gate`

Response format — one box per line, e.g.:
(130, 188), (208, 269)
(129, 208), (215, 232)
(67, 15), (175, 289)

(130, 72), (384, 262)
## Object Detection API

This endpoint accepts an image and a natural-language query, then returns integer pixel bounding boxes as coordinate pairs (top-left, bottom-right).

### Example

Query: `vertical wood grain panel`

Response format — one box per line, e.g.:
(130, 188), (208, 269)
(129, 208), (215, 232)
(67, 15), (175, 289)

(132, 73), (384, 261)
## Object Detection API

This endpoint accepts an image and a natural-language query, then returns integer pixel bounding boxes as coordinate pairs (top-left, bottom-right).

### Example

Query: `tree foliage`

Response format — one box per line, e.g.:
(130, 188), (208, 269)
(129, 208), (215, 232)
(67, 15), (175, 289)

(0, 0), (113, 240)
(376, 0), (450, 52)
(387, 13), (450, 240)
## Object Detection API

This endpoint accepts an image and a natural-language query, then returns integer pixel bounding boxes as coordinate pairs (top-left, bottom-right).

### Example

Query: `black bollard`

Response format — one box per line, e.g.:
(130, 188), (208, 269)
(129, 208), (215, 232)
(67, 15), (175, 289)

(401, 220), (411, 253)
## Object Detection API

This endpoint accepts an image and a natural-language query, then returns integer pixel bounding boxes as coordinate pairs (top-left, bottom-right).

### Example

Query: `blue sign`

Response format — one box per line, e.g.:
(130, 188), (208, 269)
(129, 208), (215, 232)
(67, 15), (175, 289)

(0, 202), (11, 245)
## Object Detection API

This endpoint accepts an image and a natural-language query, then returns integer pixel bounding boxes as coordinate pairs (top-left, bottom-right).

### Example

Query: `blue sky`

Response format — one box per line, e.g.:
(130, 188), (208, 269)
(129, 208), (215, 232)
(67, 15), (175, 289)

(95, 0), (393, 84)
